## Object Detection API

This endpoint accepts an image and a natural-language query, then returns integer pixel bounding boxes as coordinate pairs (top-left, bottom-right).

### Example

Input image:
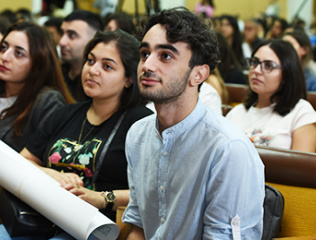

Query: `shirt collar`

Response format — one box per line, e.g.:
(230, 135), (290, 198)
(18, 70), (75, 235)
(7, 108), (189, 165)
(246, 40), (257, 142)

(156, 99), (205, 139)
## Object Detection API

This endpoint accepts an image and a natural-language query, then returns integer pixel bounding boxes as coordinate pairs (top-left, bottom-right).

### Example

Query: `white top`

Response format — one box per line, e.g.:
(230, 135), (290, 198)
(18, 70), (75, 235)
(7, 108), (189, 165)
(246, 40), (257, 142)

(226, 99), (316, 149)
(199, 82), (222, 115)
(242, 42), (252, 59)
(146, 82), (222, 115)
(0, 96), (17, 116)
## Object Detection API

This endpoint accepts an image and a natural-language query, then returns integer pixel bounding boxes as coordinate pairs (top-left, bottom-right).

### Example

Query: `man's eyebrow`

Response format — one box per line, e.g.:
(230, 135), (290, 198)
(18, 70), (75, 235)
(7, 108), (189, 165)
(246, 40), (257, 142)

(140, 42), (179, 54)
(65, 29), (78, 36)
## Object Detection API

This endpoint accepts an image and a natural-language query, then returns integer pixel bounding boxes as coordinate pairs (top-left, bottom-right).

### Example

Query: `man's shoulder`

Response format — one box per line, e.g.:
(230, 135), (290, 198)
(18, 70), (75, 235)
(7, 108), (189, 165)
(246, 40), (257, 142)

(201, 106), (250, 143)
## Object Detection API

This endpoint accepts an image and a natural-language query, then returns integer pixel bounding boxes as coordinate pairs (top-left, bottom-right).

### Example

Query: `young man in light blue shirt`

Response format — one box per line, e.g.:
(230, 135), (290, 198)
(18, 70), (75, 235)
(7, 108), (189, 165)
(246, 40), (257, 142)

(122, 7), (265, 240)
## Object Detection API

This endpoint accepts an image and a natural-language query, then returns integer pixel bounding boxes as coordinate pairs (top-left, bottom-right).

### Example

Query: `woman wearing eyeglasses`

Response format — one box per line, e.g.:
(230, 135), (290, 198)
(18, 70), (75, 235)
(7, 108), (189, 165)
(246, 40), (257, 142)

(226, 39), (316, 152)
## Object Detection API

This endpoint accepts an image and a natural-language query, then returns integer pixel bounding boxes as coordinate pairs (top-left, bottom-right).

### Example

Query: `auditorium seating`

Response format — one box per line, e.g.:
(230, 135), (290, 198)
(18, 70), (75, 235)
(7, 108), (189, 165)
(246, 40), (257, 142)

(225, 83), (249, 106)
(116, 206), (130, 240)
(257, 146), (316, 237)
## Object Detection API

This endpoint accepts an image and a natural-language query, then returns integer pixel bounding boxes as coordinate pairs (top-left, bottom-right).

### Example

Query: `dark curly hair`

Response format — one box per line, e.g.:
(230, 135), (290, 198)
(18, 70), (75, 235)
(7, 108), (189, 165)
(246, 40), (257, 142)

(142, 7), (219, 72)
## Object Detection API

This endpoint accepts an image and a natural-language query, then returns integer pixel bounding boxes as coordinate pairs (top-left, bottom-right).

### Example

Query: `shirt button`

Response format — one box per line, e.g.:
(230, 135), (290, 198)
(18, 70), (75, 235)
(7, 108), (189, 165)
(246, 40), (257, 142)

(155, 133), (159, 137)
(163, 151), (168, 156)
(160, 186), (164, 192)
(161, 218), (165, 223)
(232, 219), (240, 226)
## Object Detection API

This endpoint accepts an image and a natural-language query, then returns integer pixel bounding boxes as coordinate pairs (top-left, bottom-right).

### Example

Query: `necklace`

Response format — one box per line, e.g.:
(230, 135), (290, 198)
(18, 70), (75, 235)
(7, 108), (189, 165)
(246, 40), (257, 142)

(78, 117), (96, 144)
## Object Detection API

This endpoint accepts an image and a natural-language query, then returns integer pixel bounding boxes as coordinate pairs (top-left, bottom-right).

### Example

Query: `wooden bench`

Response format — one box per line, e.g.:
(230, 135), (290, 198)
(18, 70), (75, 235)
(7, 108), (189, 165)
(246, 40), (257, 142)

(257, 146), (316, 237)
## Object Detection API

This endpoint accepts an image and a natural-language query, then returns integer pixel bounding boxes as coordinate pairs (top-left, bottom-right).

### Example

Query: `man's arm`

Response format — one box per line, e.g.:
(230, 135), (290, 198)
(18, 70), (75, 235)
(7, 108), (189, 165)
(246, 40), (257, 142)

(126, 225), (145, 240)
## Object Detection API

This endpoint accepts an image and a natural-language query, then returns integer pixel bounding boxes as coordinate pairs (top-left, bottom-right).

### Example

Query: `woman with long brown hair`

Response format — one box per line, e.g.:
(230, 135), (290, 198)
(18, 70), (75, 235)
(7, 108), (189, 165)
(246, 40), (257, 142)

(0, 21), (74, 152)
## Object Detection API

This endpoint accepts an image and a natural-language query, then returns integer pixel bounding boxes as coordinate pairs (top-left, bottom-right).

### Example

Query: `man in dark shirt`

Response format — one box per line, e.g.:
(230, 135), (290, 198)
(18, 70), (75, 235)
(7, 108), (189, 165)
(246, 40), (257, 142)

(59, 10), (103, 101)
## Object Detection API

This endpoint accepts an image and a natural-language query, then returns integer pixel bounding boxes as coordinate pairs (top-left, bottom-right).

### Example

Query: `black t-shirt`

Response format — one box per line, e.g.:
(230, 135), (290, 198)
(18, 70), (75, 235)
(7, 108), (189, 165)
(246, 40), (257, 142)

(61, 63), (89, 102)
(27, 101), (152, 192)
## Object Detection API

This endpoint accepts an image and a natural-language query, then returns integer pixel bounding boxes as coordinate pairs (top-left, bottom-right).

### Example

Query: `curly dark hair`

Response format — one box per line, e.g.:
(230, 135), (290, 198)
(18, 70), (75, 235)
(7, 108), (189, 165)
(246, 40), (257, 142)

(142, 7), (219, 72)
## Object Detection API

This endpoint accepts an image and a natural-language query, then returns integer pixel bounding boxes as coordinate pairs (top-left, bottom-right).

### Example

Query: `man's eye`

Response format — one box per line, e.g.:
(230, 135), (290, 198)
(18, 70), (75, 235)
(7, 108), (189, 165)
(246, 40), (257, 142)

(161, 52), (172, 60)
(69, 33), (77, 39)
(140, 50), (149, 59)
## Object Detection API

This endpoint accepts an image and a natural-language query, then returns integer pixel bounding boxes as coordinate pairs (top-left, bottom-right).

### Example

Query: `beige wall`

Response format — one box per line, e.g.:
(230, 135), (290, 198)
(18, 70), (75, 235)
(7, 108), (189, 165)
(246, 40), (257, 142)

(1, 0), (287, 22)
(186, 0), (287, 21)
(0, 0), (32, 11)
(119, 0), (287, 21)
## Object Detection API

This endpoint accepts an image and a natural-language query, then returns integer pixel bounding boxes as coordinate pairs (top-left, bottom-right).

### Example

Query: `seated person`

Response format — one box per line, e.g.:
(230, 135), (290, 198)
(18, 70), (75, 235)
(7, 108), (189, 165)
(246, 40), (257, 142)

(104, 12), (136, 35)
(0, 21), (74, 152)
(0, 30), (152, 239)
(283, 29), (316, 92)
(216, 31), (247, 84)
(227, 39), (316, 152)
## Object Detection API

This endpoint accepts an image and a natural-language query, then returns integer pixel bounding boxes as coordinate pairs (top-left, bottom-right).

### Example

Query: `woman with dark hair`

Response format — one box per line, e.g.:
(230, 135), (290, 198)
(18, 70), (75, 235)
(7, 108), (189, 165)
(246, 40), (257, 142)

(283, 29), (316, 91)
(0, 21), (74, 152)
(219, 14), (250, 67)
(226, 39), (316, 152)
(216, 31), (247, 84)
(266, 17), (288, 39)
(0, 30), (152, 239)
(104, 12), (136, 35)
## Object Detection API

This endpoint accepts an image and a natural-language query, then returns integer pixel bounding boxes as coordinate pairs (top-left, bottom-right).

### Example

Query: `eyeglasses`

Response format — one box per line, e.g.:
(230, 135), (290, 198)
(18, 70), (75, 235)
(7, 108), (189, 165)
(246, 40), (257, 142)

(246, 57), (281, 73)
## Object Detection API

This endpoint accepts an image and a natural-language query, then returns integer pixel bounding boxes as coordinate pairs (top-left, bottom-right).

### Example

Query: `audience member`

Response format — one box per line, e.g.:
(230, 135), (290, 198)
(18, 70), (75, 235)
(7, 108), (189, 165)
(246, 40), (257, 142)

(227, 39), (316, 152)
(0, 9), (17, 24)
(220, 14), (251, 65)
(283, 30), (316, 91)
(122, 7), (264, 239)
(15, 8), (33, 22)
(44, 17), (63, 47)
(243, 18), (263, 51)
(0, 30), (152, 239)
(59, 10), (103, 101)
(0, 17), (10, 41)
(0, 21), (74, 153)
(216, 31), (247, 84)
(104, 12), (136, 35)
(265, 17), (288, 39)
(194, 0), (215, 18)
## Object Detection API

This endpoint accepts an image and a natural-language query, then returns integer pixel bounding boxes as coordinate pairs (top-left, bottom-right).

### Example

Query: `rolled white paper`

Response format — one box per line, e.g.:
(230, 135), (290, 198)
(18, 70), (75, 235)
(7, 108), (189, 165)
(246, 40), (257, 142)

(0, 140), (119, 240)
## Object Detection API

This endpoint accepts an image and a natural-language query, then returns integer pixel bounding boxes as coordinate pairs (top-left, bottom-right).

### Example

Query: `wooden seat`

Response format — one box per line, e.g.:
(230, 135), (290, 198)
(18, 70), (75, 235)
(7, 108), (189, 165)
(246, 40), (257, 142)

(225, 83), (249, 107)
(266, 182), (316, 237)
(116, 206), (130, 240)
(257, 146), (316, 237)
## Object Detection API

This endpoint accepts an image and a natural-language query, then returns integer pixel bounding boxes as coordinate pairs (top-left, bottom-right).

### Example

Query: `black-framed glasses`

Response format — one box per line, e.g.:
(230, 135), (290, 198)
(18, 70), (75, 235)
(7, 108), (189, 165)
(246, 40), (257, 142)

(246, 57), (281, 73)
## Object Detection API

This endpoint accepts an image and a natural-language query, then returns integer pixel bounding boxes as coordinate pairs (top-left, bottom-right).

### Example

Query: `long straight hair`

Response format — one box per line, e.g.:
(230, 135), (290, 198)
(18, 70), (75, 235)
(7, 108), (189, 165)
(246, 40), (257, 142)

(0, 21), (75, 135)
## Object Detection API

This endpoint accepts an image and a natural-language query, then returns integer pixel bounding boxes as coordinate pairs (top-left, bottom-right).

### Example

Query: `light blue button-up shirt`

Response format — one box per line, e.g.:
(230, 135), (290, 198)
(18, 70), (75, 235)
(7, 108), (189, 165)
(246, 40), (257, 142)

(123, 99), (265, 240)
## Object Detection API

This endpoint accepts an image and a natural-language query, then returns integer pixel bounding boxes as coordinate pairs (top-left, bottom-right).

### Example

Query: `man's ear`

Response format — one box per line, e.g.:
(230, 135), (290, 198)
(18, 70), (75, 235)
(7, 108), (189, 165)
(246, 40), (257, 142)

(189, 64), (210, 87)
